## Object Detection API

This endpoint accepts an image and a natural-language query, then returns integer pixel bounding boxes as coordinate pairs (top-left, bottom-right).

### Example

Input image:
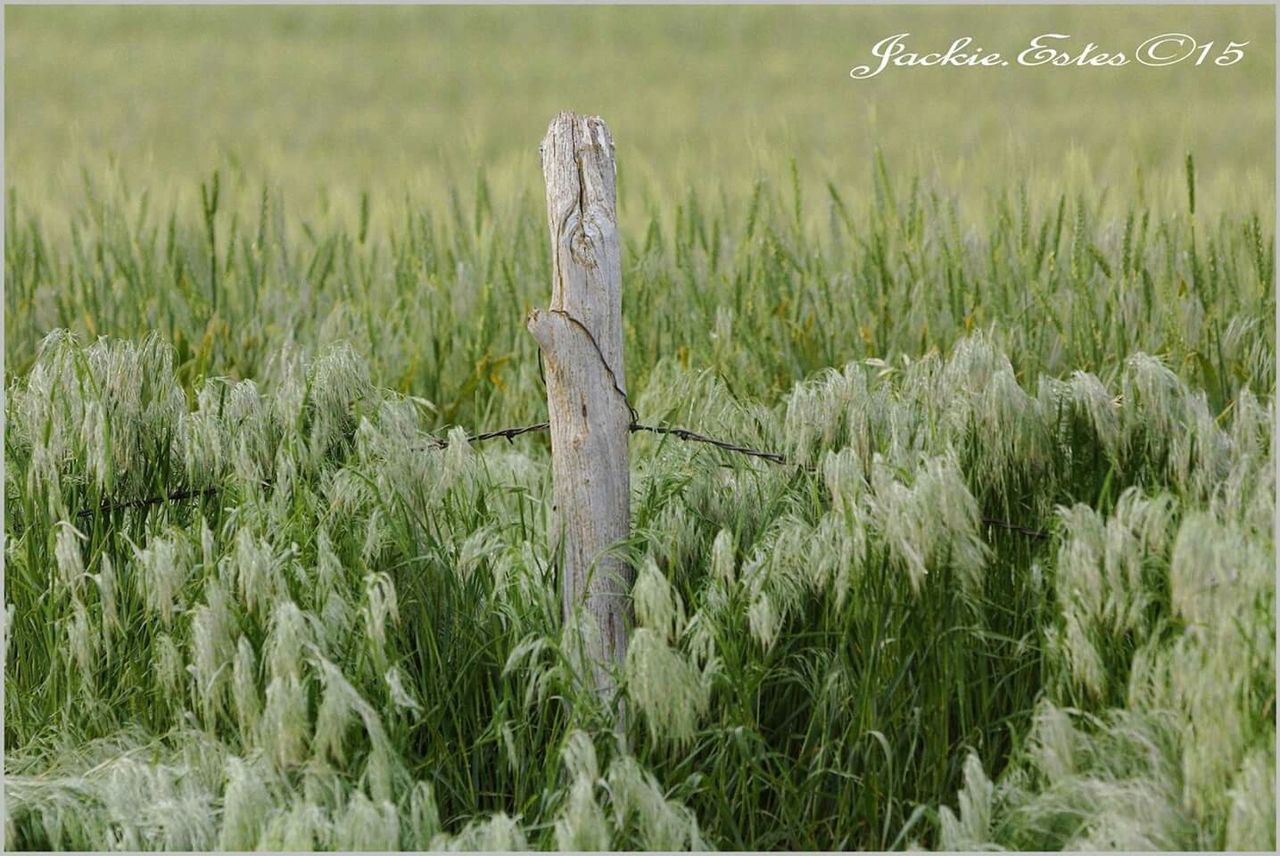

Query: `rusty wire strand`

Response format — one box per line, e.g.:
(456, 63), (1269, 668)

(60, 417), (1049, 540)
(49, 312), (1051, 538)
(55, 308), (1049, 539)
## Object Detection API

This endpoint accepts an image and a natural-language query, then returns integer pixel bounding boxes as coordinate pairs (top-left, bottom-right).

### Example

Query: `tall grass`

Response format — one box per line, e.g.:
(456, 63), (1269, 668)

(3, 147), (1275, 850)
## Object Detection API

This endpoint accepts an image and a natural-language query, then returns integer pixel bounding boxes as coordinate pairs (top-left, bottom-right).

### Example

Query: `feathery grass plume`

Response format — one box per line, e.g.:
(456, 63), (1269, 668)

(1066, 780), (1194, 850)
(942, 333), (1047, 496)
(503, 633), (565, 712)
(633, 359), (769, 455)
(266, 443), (301, 524)
(809, 506), (868, 610)
(431, 812), (529, 852)
(1224, 747), (1276, 851)
(79, 399), (112, 494)
(384, 666), (423, 717)
(1216, 446), (1275, 538)
(1067, 370), (1122, 455)
(1037, 370), (1122, 462)
(869, 452), (987, 599)
(1138, 634), (1259, 830)
(1051, 488), (1176, 700)
(198, 515), (217, 571)
(1119, 352), (1187, 463)
(1220, 316), (1275, 390)
(684, 456), (791, 550)
(821, 446), (868, 512)
(154, 631), (186, 701)
(458, 525), (504, 585)
(266, 599), (317, 683)
(555, 773), (612, 851)
(225, 378), (276, 471)
(361, 507), (390, 567)
(132, 530), (194, 628)
(333, 791), (400, 851)
(260, 674), (310, 770)
(1071, 714), (1193, 849)
(1055, 611), (1106, 702)
(489, 538), (552, 619)
(305, 344), (375, 458)
(443, 424), (474, 483)
(781, 363), (869, 465)
(979, 700), (1202, 850)
(320, 588), (355, 650)
(265, 343), (310, 436)
(2, 601), (15, 672)
(28, 435), (69, 521)
(1103, 489), (1176, 627)
(605, 753), (706, 851)
(52, 521), (86, 596)
(65, 596), (96, 694)
(299, 757), (348, 816)
(643, 501), (705, 578)
(228, 526), (284, 619)
(937, 752), (995, 850)
(1025, 701), (1079, 785)
(734, 511), (821, 652)
(179, 383), (230, 490)
(404, 780), (442, 848)
(313, 664), (360, 767)
(1162, 511), (1272, 823)
(9, 332), (74, 501)
(4, 150), (1275, 852)
(625, 628), (709, 747)
(231, 635), (262, 736)
(746, 586), (780, 653)
(561, 729), (600, 782)
(710, 527), (736, 583)
(218, 756), (274, 850)
(314, 525), (344, 598)
(190, 578), (236, 726)
(361, 571), (399, 666)
(14, 731), (222, 852)
(782, 370), (837, 466)
(87, 553), (120, 663)
(313, 657), (400, 803)
(1169, 387), (1232, 497)
(1169, 511), (1269, 629)
(554, 730), (611, 851)
(633, 554), (684, 643)
(1225, 385), (1271, 464)
(258, 800), (330, 851)
(682, 591), (724, 668)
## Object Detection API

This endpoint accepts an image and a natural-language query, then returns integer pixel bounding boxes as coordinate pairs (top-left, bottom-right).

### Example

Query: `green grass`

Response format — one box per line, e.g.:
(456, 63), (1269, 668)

(3, 5), (1276, 852)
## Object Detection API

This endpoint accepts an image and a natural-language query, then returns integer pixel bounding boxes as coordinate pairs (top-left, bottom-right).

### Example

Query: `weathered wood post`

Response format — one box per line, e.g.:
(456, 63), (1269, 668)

(527, 112), (632, 706)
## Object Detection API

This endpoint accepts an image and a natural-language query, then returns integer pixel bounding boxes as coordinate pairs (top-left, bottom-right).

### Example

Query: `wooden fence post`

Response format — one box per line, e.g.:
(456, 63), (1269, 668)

(527, 112), (633, 707)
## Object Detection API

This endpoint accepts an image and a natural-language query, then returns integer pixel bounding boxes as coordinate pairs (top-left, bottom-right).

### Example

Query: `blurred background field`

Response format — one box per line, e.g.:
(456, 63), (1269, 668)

(6, 4), (1275, 233)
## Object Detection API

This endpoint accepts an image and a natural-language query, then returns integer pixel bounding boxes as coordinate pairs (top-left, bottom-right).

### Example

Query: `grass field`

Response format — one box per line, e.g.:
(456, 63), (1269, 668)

(4, 5), (1276, 852)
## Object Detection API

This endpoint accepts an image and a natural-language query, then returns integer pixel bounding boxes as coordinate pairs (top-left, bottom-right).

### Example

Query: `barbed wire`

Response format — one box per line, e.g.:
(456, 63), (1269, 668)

(49, 313), (1049, 539)
(61, 416), (1049, 540)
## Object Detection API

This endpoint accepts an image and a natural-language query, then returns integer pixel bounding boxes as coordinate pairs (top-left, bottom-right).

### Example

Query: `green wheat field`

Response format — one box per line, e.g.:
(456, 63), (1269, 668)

(3, 5), (1276, 851)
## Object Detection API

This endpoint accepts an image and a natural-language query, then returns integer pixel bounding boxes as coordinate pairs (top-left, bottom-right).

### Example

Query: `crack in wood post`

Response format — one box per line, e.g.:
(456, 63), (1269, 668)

(528, 112), (633, 721)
